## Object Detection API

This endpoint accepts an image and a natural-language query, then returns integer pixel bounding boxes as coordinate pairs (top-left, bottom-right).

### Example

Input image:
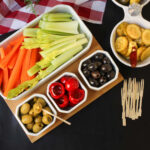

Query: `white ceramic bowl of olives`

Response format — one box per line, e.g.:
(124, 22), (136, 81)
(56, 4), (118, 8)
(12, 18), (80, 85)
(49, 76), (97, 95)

(78, 50), (119, 91)
(15, 94), (57, 136)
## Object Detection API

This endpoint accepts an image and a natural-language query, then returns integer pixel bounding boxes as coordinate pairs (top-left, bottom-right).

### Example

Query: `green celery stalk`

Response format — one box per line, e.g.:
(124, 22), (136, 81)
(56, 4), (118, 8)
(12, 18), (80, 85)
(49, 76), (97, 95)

(47, 34), (85, 47)
(39, 20), (79, 34)
(23, 28), (39, 37)
(40, 39), (76, 57)
(51, 45), (83, 67)
(27, 64), (40, 77)
(42, 13), (72, 21)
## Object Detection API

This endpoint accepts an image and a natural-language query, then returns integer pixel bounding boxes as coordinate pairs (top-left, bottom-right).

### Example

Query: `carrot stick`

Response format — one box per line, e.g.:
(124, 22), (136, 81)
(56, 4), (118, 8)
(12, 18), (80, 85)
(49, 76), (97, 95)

(8, 52), (18, 69)
(0, 70), (2, 88)
(0, 47), (9, 92)
(4, 48), (26, 96)
(0, 36), (24, 69)
(21, 49), (32, 83)
(5, 45), (12, 55)
(29, 49), (38, 79)
(2, 68), (9, 92)
(0, 47), (5, 58)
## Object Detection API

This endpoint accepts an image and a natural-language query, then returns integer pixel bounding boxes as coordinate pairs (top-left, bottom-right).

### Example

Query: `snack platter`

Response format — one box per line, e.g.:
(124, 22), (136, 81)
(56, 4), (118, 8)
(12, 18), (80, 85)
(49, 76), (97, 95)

(4, 37), (123, 143)
(0, 5), (123, 143)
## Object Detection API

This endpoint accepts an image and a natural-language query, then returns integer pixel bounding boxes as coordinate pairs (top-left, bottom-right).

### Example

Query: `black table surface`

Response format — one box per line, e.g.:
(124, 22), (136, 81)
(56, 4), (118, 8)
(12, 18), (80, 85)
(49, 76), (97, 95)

(0, 1), (150, 150)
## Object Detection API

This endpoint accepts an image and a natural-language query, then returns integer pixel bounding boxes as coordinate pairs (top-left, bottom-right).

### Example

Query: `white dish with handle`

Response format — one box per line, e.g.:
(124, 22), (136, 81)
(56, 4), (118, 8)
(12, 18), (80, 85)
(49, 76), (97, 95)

(110, 0), (150, 67)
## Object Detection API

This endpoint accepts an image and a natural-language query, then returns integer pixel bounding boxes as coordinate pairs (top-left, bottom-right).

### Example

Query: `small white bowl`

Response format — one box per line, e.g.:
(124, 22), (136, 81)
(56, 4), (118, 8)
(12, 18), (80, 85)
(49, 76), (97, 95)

(15, 94), (57, 136)
(110, 20), (150, 68)
(47, 72), (88, 114)
(78, 50), (119, 91)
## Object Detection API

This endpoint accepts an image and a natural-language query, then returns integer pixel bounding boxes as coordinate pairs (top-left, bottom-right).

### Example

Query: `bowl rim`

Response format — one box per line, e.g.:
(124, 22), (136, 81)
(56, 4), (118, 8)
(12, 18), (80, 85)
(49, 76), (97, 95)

(15, 93), (57, 136)
(110, 20), (150, 68)
(111, 0), (149, 8)
(78, 50), (119, 91)
(47, 72), (88, 114)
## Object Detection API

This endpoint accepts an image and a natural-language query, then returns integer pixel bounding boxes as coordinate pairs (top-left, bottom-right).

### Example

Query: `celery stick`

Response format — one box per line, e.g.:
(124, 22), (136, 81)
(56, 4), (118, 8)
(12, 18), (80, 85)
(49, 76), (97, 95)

(23, 28), (39, 37)
(39, 29), (74, 36)
(36, 29), (67, 41)
(38, 65), (57, 79)
(47, 34), (85, 47)
(39, 20), (79, 34)
(42, 13), (72, 21)
(40, 39), (76, 57)
(24, 38), (39, 43)
(44, 18), (72, 22)
(28, 64), (40, 77)
(7, 77), (40, 99)
(22, 43), (40, 49)
(51, 45), (83, 67)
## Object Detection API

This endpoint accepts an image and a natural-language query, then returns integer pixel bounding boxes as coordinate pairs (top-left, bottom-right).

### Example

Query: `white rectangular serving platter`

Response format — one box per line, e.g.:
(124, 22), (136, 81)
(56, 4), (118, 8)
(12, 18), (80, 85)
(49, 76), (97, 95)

(0, 4), (93, 100)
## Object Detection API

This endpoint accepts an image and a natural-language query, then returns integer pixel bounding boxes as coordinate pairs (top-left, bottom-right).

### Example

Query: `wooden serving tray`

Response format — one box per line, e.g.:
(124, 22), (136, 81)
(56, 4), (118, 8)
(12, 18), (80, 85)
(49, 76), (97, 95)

(4, 37), (124, 143)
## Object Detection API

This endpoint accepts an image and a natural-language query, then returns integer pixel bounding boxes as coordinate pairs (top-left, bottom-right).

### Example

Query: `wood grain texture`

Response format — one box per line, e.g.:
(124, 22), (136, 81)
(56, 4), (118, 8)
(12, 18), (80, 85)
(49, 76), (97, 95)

(4, 37), (124, 143)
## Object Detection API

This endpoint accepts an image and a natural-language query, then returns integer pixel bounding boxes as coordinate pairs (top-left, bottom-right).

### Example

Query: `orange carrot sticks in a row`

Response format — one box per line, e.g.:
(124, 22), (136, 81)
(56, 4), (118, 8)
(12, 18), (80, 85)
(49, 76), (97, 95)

(0, 36), (24, 69)
(0, 47), (9, 92)
(4, 48), (26, 96)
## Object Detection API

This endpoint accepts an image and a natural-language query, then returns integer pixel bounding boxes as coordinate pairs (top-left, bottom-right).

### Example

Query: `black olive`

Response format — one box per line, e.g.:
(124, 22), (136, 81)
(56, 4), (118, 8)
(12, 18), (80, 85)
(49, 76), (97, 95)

(101, 64), (112, 73)
(99, 76), (107, 85)
(107, 71), (115, 80)
(102, 57), (111, 64)
(91, 71), (101, 79)
(82, 69), (90, 77)
(94, 53), (104, 61)
(94, 61), (102, 68)
(105, 64), (112, 72)
(88, 78), (99, 87)
(82, 59), (91, 69)
(99, 71), (105, 76)
(88, 63), (97, 71)
(101, 64), (107, 72)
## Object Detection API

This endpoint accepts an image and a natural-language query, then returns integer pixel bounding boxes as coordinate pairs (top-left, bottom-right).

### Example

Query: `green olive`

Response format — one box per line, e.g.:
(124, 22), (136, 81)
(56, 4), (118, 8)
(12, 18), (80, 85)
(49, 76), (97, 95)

(29, 108), (37, 117)
(32, 123), (44, 133)
(42, 106), (51, 116)
(36, 98), (46, 107)
(20, 103), (30, 115)
(33, 102), (42, 114)
(34, 115), (42, 123)
(26, 122), (34, 130)
(42, 115), (52, 125)
(21, 115), (33, 124)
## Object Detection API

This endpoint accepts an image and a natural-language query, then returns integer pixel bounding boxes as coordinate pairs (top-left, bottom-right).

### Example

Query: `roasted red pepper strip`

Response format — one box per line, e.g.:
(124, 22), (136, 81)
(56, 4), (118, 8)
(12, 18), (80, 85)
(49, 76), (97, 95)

(49, 82), (65, 99)
(130, 46), (137, 68)
(57, 95), (69, 108)
(69, 89), (85, 106)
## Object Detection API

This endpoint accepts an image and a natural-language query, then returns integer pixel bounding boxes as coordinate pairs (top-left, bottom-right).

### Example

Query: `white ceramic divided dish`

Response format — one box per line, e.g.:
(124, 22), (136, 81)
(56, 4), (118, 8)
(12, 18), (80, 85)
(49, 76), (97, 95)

(0, 4), (92, 100)
(111, 0), (150, 67)
(15, 94), (57, 136)
(78, 50), (119, 91)
(47, 72), (88, 114)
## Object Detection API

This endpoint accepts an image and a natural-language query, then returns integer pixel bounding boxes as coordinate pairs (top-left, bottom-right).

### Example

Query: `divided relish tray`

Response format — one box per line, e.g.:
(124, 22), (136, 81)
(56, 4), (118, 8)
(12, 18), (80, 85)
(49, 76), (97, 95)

(0, 5), (124, 143)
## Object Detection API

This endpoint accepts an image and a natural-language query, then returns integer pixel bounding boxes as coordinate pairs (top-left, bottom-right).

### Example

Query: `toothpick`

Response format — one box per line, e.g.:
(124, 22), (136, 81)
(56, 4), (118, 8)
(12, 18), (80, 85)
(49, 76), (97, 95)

(42, 109), (71, 126)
